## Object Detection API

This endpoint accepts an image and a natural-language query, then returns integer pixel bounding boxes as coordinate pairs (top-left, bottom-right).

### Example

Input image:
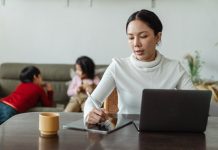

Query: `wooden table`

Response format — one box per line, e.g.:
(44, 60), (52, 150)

(1, 112), (218, 150)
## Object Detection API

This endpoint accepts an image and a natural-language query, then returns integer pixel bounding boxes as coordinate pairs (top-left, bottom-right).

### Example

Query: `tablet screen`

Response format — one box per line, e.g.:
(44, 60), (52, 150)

(63, 114), (132, 134)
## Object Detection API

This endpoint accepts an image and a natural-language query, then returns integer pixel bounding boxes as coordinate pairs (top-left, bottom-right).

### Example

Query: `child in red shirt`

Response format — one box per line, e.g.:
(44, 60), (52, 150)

(0, 66), (53, 125)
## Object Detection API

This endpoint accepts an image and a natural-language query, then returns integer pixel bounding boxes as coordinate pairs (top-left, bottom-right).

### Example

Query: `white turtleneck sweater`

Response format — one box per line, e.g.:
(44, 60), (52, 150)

(84, 51), (194, 118)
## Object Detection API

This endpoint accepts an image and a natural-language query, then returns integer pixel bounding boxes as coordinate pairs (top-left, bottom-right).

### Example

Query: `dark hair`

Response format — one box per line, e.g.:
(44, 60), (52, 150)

(75, 56), (95, 79)
(19, 66), (40, 83)
(126, 9), (163, 35)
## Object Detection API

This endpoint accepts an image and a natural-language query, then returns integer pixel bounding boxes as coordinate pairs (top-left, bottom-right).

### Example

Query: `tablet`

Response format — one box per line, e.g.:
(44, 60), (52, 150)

(63, 114), (132, 134)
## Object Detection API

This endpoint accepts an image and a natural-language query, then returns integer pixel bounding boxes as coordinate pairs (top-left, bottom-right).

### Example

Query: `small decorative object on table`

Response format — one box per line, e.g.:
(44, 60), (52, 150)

(185, 51), (218, 102)
(184, 50), (204, 85)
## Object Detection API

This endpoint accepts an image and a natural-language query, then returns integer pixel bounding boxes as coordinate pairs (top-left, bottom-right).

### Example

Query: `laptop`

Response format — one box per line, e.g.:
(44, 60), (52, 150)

(134, 89), (212, 132)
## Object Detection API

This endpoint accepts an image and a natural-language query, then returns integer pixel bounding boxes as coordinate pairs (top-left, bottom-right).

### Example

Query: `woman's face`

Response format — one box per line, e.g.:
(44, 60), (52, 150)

(127, 19), (161, 61)
(75, 64), (86, 79)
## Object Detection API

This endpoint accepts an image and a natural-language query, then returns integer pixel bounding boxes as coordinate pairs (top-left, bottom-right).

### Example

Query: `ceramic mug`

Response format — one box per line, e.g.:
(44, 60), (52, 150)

(39, 112), (59, 137)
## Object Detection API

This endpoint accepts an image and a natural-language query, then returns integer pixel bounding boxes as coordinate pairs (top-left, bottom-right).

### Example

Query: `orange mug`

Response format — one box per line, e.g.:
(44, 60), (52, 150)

(39, 112), (59, 137)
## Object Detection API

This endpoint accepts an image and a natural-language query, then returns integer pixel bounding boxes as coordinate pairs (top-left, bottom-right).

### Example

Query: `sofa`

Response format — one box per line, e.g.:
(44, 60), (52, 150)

(0, 63), (107, 112)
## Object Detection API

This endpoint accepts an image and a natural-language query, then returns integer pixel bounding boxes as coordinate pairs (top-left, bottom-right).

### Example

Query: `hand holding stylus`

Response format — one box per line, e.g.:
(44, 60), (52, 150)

(86, 92), (108, 124)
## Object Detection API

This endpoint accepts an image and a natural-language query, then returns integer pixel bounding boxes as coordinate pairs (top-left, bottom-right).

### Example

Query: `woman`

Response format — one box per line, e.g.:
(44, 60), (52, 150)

(84, 9), (194, 124)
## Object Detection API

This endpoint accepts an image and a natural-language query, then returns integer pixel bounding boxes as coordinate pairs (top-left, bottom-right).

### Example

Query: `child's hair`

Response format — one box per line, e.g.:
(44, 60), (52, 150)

(19, 66), (41, 83)
(75, 56), (95, 79)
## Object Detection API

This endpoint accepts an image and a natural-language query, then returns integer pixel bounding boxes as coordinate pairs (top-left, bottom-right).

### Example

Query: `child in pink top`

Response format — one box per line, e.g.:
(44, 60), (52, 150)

(64, 56), (100, 112)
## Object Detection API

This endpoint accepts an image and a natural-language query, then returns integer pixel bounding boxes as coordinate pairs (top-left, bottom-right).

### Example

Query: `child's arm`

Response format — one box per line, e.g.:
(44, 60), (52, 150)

(83, 77), (100, 94)
(38, 82), (54, 106)
(94, 76), (101, 85)
(44, 83), (53, 91)
(40, 91), (53, 107)
(67, 76), (81, 96)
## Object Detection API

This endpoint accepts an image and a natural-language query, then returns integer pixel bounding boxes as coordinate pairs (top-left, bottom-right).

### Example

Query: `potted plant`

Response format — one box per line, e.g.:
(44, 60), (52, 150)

(184, 51), (203, 85)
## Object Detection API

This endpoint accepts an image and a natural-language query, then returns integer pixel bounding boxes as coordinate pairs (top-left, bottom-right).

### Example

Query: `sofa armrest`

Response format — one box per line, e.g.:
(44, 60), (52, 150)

(0, 84), (3, 97)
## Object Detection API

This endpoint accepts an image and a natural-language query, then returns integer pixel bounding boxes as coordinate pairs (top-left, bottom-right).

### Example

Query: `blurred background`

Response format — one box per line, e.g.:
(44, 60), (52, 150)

(0, 0), (218, 80)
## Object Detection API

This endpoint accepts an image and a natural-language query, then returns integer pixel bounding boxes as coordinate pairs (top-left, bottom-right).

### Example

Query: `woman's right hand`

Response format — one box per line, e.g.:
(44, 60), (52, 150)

(85, 108), (108, 124)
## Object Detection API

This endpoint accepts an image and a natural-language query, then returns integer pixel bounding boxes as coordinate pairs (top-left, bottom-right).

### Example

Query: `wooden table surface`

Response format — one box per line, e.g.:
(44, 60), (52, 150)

(1, 112), (218, 150)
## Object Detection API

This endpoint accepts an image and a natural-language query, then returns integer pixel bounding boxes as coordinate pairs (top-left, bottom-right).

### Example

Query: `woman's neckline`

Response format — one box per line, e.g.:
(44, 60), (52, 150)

(130, 50), (162, 70)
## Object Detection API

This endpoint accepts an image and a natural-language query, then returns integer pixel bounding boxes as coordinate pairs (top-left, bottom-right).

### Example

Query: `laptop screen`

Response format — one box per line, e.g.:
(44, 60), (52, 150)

(137, 89), (212, 132)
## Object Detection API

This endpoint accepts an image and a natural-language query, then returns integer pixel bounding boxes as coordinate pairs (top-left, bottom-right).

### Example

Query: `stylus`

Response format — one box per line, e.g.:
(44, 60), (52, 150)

(86, 91), (100, 109)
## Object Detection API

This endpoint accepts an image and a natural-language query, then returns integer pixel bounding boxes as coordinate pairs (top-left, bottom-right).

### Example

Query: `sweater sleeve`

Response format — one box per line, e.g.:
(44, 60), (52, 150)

(83, 61), (116, 120)
(67, 76), (80, 96)
(40, 89), (53, 107)
(176, 63), (195, 89)
(94, 76), (100, 85)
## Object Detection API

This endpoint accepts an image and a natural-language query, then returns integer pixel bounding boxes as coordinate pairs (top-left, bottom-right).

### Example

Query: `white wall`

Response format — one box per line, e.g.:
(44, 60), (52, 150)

(0, 0), (218, 80)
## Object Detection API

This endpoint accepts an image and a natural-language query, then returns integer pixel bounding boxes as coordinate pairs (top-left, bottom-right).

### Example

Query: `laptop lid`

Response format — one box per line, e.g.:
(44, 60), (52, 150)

(136, 89), (212, 132)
